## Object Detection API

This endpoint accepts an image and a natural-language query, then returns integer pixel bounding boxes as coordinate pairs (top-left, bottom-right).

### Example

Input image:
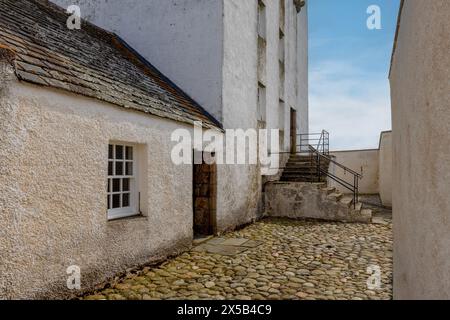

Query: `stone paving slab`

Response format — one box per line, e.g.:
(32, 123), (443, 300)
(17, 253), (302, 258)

(240, 240), (263, 248)
(220, 238), (250, 246)
(192, 236), (214, 246)
(83, 217), (393, 301)
(205, 237), (228, 245)
(372, 216), (390, 225)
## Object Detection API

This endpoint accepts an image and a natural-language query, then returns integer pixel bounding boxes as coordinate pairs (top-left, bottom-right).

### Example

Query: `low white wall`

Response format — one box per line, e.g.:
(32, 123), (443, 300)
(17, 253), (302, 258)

(329, 131), (392, 207)
(330, 149), (379, 195)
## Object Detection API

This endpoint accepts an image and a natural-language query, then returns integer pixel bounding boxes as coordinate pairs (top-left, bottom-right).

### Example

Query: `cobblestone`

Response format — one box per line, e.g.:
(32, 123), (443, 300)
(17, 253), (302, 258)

(83, 218), (392, 300)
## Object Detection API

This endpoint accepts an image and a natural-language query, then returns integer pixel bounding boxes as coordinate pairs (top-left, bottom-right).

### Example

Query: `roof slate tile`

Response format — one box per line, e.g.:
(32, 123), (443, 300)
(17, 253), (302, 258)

(0, 0), (221, 129)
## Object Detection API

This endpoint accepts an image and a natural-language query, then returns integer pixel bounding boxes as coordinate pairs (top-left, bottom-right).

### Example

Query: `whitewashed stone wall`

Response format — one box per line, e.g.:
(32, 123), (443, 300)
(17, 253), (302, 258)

(378, 131), (392, 207)
(51, 0), (308, 227)
(330, 149), (379, 195)
(328, 131), (392, 208)
(265, 182), (370, 223)
(0, 81), (213, 299)
(53, 0), (224, 122)
(390, 0), (450, 300)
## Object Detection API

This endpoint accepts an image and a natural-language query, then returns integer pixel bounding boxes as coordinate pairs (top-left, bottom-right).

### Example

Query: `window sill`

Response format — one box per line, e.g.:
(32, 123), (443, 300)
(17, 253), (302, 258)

(107, 213), (146, 222)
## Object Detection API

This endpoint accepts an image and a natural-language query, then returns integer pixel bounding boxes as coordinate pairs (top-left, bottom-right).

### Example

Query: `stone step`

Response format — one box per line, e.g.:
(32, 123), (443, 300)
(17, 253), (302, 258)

(282, 174), (318, 179)
(285, 166), (322, 171)
(286, 162), (329, 168)
(279, 177), (326, 182)
(287, 162), (330, 166)
(285, 162), (316, 167)
(372, 216), (390, 225)
(289, 156), (313, 160)
(289, 159), (329, 162)
(285, 164), (329, 169)
(283, 171), (327, 176)
(284, 165), (318, 169)
(283, 170), (317, 176)
(327, 192), (343, 201)
(360, 209), (373, 222)
(353, 202), (362, 212)
(287, 161), (330, 167)
(283, 167), (317, 172)
(339, 197), (353, 208)
(321, 186), (336, 195)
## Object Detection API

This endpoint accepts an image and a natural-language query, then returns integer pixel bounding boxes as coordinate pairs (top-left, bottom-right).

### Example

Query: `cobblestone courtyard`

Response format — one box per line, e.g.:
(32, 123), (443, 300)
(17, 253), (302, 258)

(84, 213), (392, 300)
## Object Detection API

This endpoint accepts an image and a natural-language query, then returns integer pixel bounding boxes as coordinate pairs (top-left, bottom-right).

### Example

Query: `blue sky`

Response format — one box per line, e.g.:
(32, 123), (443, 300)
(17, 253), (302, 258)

(308, 0), (400, 150)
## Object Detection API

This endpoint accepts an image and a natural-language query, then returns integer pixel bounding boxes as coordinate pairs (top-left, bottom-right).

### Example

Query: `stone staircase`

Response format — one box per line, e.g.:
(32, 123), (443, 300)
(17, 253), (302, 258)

(280, 154), (330, 182)
(265, 182), (373, 223)
(267, 131), (373, 223)
(319, 185), (373, 223)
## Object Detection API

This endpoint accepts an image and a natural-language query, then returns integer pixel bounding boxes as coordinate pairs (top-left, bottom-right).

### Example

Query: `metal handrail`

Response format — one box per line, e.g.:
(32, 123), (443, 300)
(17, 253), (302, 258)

(283, 131), (362, 208)
(317, 131), (324, 153)
(298, 131), (330, 156)
(308, 146), (362, 178)
(307, 145), (361, 208)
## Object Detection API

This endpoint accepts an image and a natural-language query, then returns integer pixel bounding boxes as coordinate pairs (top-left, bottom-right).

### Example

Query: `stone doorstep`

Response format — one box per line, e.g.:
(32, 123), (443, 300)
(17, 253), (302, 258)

(220, 238), (250, 246)
(192, 237), (263, 256)
(192, 235), (214, 246)
(205, 237), (228, 245)
(372, 216), (389, 225)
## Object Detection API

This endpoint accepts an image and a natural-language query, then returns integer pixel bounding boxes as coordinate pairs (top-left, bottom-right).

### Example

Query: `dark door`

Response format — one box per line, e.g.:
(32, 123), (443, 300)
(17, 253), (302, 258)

(290, 108), (297, 154)
(193, 152), (217, 236)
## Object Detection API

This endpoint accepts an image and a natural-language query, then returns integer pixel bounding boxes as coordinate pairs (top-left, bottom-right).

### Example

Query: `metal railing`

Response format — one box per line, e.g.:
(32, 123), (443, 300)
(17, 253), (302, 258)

(307, 145), (362, 208)
(296, 131), (361, 208)
(269, 130), (362, 208)
(298, 130), (329, 155)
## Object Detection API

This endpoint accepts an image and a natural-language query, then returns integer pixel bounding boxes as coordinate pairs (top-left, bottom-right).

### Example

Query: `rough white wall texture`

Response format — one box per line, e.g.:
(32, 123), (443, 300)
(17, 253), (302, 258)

(50, 0), (309, 230)
(219, 0), (261, 230)
(52, 0), (224, 122)
(390, 0), (450, 300)
(10, 0), (309, 297)
(52, 0), (309, 134)
(330, 150), (379, 195)
(258, 0), (306, 151)
(0, 81), (199, 299)
(296, 2), (308, 135)
(219, 0), (308, 226)
(282, 0), (299, 150)
(378, 131), (392, 207)
(259, 0), (279, 134)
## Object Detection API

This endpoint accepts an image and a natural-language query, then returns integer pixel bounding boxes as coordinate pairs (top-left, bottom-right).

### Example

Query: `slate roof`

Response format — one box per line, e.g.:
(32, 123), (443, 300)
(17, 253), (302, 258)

(0, 0), (221, 129)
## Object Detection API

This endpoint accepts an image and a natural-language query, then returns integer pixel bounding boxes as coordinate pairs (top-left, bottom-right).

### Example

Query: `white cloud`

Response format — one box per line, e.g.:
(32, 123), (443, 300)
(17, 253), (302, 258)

(309, 60), (392, 150)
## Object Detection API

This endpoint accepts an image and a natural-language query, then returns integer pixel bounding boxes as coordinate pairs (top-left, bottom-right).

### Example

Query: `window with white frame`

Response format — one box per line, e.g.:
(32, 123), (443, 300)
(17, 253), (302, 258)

(107, 143), (139, 220)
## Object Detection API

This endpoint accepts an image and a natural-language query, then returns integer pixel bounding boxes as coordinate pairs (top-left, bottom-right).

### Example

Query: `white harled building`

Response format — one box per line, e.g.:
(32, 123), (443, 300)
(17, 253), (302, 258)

(0, 0), (308, 298)
(54, 0), (309, 146)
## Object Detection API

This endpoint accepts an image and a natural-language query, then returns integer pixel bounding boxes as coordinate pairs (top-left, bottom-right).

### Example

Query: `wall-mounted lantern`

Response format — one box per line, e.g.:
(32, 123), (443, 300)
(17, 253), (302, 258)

(294, 0), (306, 13)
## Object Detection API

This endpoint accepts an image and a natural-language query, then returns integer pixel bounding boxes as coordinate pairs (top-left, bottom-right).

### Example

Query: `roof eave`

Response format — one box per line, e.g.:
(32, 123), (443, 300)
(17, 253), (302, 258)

(112, 34), (224, 131)
(389, 0), (405, 79)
